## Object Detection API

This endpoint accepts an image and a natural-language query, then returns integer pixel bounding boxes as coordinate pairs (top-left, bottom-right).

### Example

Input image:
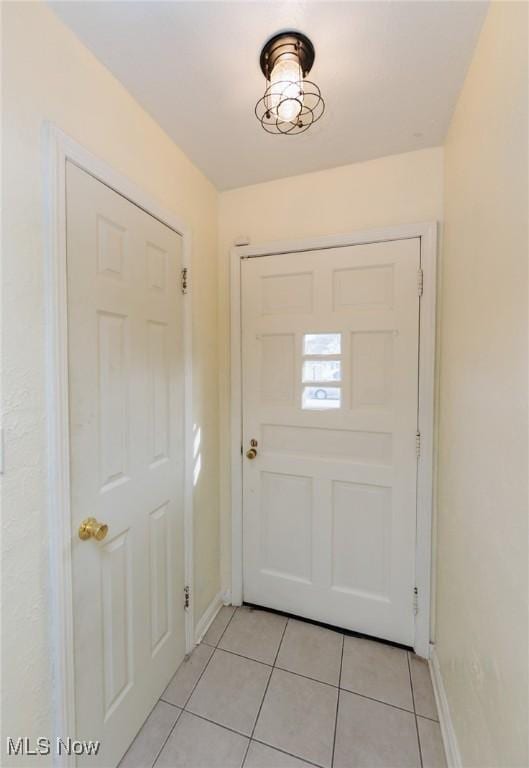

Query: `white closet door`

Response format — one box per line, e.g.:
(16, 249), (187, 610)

(67, 162), (185, 767)
(241, 239), (420, 646)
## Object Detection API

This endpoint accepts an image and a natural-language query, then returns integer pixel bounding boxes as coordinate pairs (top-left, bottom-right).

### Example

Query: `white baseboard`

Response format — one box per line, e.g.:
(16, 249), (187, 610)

(429, 645), (462, 768)
(194, 591), (224, 645)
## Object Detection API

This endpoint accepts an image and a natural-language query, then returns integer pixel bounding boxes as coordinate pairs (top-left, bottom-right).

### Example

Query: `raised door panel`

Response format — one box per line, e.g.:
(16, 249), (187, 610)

(261, 424), (392, 465)
(351, 331), (394, 409)
(260, 334), (296, 404)
(333, 264), (394, 311)
(149, 503), (171, 655)
(259, 472), (313, 583)
(261, 272), (313, 315)
(101, 531), (133, 719)
(331, 481), (392, 600)
(97, 215), (127, 280)
(98, 311), (130, 491)
(148, 321), (170, 466)
(146, 242), (168, 293)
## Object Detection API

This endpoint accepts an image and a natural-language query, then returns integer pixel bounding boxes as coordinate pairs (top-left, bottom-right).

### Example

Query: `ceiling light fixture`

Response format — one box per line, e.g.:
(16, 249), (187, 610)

(255, 31), (325, 135)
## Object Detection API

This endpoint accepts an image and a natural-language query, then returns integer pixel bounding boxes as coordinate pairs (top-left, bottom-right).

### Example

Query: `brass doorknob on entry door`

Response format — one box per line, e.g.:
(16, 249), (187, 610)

(246, 439), (258, 460)
(79, 517), (109, 542)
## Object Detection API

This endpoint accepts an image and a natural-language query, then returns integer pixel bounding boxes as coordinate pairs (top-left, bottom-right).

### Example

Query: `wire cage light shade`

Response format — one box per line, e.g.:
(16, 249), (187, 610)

(255, 31), (325, 135)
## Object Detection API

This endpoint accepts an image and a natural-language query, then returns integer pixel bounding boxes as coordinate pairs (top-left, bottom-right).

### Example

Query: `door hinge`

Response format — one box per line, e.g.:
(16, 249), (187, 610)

(416, 431), (421, 459)
(184, 585), (190, 610)
(413, 587), (419, 615)
(417, 268), (424, 297)
(181, 267), (189, 295)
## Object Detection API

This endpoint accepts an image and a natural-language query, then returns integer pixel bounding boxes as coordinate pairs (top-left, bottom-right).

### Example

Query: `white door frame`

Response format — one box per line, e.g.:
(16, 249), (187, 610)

(230, 222), (437, 659)
(43, 124), (195, 766)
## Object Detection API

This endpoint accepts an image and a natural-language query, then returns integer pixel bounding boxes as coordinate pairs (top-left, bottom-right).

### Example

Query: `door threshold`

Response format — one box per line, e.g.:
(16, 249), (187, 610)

(243, 602), (414, 653)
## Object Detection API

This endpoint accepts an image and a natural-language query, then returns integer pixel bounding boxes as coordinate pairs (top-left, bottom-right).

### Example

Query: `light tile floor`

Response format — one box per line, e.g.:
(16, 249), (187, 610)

(119, 606), (446, 768)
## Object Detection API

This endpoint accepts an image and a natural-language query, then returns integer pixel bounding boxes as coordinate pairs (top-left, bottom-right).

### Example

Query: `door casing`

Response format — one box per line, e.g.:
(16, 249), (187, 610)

(44, 124), (195, 767)
(230, 222), (437, 659)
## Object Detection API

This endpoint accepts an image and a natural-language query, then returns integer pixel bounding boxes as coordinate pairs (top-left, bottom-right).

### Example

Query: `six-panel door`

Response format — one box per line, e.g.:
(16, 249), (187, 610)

(241, 239), (420, 646)
(67, 163), (185, 767)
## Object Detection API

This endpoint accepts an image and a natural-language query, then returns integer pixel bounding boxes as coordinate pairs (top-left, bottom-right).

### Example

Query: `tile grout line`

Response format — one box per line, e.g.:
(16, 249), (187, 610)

(159, 698), (182, 709)
(215, 605), (239, 648)
(337, 687), (422, 718)
(181, 606), (238, 710)
(251, 737), (326, 768)
(407, 652), (417, 712)
(275, 662), (338, 688)
(330, 634), (344, 768)
(151, 705), (184, 768)
(212, 646), (274, 668)
(194, 639), (427, 718)
(153, 606), (239, 768)
(407, 651), (423, 768)
(119, 695), (178, 768)
(416, 713), (440, 724)
(177, 709), (252, 739)
(272, 616), (290, 667)
(241, 616), (290, 767)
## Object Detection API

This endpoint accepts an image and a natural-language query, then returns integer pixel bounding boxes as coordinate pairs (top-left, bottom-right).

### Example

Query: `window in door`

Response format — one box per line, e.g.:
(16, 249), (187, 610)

(301, 333), (342, 410)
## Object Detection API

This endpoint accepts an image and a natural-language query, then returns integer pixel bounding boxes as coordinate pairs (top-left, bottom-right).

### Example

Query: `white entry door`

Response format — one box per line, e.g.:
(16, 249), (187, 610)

(241, 239), (420, 646)
(67, 162), (185, 767)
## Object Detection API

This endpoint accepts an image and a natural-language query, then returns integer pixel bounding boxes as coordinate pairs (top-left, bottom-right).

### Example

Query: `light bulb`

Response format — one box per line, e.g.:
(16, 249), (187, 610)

(269, 57), (303, 123)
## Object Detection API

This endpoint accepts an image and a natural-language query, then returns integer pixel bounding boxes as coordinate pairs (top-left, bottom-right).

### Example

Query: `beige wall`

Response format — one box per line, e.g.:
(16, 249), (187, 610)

(437, 3), (528, 766)
(218, 147), (444, 591)
(2, 2), (220, 758)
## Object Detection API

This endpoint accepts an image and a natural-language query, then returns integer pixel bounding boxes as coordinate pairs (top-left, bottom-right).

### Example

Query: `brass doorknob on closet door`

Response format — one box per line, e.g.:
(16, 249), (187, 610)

(246, 439), (258, 460)
(79, 517), (109, 542)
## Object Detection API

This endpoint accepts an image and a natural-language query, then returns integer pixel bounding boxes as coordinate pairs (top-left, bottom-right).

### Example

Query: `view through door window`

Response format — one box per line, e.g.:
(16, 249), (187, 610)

(301, 333), (342, 409)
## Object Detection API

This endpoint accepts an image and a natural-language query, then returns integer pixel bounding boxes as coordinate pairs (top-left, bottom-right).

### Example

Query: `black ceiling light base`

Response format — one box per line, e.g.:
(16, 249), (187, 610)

(259, 31), (316, 79)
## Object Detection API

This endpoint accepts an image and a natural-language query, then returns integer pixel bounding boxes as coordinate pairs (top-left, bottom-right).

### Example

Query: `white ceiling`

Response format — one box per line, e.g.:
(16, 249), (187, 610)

(49, 1), (487, 190)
